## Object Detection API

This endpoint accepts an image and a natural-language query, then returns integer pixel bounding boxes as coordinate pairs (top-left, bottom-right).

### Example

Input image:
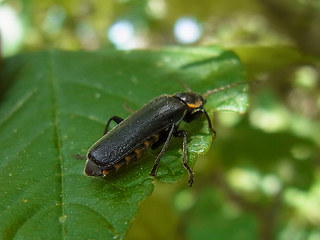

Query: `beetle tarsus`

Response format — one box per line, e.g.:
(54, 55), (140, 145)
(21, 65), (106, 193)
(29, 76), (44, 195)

(188, 176), (194, 187)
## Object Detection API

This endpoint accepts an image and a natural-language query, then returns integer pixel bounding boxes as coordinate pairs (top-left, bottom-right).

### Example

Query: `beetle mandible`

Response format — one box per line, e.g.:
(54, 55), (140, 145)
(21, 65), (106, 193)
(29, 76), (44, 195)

(83, 82), (245, 187)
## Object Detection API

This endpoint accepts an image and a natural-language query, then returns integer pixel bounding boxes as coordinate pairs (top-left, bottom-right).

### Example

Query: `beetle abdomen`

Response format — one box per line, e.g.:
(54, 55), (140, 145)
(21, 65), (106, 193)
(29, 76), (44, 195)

(102, 132), (161, 174)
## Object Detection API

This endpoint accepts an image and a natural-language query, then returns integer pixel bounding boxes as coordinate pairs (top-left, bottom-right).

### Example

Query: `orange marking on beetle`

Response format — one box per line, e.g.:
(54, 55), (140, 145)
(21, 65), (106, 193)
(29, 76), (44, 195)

(134, 145), (145, 154)
(153, 133), (160, 142)
(187, 101), (202, 108)
(134, 149), (141, 154)
(134, 150), (142, 159)
(125, 155), (133, 164)
(103, 170), (109, 175)
(143, 140), (151, 148)
(114, 162), (125, 171)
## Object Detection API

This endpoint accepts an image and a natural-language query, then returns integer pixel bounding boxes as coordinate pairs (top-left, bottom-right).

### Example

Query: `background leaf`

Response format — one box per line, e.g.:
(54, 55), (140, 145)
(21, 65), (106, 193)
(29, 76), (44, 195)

(0, 46), (247, 239)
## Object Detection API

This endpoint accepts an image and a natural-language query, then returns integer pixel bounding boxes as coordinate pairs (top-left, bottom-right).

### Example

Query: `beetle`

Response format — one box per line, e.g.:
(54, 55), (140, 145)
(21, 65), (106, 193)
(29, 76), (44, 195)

(83, 82), (246, 187)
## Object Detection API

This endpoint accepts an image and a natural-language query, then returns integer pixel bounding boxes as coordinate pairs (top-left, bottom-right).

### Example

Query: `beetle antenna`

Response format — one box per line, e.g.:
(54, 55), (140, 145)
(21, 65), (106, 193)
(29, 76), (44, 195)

(202, 81), (248, 99)
(177, 80), (192, 92)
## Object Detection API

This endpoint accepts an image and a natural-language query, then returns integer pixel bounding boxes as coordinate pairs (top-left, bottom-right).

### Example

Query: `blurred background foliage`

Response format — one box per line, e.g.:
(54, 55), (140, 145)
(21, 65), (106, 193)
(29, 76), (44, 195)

(0, 0), (320, 239)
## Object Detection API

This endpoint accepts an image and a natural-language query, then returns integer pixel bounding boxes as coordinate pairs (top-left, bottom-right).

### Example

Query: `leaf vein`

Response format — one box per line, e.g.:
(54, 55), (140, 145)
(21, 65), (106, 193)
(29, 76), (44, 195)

(0, 88), (38, 128)
(48, 51), (66, 239)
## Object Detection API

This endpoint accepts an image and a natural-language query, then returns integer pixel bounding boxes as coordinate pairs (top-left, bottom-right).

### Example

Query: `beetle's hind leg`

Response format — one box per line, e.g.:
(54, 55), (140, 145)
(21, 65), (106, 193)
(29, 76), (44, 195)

(73, 154), (87, 160)
(104, 116), (124, 135)
(174, 130), (194, 187)
(150, 124), (175, 177)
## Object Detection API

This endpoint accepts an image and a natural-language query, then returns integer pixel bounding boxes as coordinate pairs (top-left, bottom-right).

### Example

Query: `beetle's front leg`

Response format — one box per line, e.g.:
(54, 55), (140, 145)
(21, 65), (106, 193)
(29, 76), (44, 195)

(184, 109), (203, 122)
(174, 130), (194, 187)
(104, 116), (124, 135)
(184, 110), (216, 139)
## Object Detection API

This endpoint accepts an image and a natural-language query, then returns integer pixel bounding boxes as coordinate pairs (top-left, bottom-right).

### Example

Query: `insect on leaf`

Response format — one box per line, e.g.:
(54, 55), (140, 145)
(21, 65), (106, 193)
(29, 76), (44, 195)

(0, 47), (248, 239)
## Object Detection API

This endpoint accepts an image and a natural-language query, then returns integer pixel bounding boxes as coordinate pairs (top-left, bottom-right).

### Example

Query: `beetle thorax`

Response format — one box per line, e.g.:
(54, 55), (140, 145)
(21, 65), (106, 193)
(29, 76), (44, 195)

(173, 92), (205, 109)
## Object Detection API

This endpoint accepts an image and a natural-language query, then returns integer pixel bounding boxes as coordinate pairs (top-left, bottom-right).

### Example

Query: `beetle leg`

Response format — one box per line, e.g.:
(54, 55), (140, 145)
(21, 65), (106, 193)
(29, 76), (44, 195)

(174, 130), (194, 187)
(202, 110), (216, 139)
(183, 109), (204, 122)
(73, 154), (86, 160)
(184, 109), (216, 139)
(104, 116), (124, 135)
(150, 124), (175, 177)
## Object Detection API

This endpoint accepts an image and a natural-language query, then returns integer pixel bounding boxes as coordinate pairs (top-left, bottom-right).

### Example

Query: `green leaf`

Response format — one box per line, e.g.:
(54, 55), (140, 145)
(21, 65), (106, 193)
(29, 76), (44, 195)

(0, 47), (247, 240)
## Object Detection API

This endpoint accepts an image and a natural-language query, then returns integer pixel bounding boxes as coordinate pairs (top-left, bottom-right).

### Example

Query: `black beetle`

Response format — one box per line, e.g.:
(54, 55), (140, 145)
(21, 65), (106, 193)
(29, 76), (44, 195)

(83, 82), (246, 187)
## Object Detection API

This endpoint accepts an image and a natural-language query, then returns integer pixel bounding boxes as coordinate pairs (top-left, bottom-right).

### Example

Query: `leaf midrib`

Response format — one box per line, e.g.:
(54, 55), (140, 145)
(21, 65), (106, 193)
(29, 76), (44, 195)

(48, 50), (66, 239)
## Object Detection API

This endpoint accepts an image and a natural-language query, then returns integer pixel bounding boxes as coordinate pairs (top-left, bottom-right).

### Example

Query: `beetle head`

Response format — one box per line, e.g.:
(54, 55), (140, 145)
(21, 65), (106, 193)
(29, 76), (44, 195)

(174, 92), (205, 109)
